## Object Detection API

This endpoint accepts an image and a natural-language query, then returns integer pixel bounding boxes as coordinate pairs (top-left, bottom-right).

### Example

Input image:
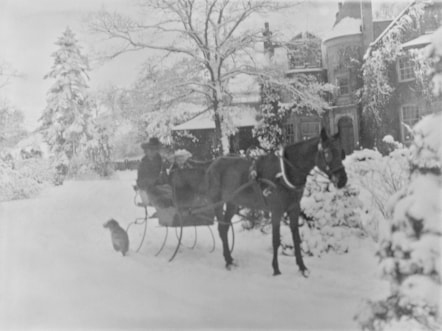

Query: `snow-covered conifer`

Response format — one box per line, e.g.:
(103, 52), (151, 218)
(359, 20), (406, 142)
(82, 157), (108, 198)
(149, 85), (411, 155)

(40, 27), (93, 163)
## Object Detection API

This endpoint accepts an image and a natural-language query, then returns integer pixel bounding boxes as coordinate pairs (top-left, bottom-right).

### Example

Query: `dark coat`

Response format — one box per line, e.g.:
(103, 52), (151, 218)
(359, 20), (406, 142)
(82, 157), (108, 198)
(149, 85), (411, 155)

(136, 153), (163, 190)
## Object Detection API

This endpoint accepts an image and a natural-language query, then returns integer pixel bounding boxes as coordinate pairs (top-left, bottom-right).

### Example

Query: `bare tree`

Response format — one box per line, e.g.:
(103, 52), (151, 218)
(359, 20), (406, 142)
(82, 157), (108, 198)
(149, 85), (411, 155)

(89, 0), (330, 154)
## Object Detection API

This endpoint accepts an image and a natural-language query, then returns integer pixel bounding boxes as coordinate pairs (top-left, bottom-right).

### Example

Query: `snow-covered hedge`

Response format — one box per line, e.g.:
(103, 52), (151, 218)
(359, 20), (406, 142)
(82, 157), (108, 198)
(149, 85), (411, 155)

(296, 172), (364, 256)
(0, 158), (57, 201)
(283, 144), (410, 257)
(356, 113), (442, 331)
(345, 146), (410, 241)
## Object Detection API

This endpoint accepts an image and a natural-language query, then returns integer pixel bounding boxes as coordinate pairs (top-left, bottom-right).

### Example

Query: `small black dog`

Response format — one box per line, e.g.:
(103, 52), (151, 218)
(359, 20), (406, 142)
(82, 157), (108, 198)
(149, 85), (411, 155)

(103, 219), (129, 256)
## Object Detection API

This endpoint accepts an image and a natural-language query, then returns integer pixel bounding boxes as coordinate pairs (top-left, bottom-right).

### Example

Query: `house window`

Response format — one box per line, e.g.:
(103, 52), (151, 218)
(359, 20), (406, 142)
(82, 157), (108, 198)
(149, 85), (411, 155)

(301, 121), (320, 140)
(284, 123), (296, 144)
(401, 104), (419, 126)
(401, 104), (419, 141)
(397, 57), (415, 82)
(337, 76), (350, 95)
(289, 50), (304, 69)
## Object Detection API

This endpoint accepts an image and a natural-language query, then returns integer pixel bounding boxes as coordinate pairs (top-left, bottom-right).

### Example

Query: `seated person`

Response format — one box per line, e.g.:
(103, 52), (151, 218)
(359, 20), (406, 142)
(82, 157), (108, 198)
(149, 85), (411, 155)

(136, 137), (173, 208)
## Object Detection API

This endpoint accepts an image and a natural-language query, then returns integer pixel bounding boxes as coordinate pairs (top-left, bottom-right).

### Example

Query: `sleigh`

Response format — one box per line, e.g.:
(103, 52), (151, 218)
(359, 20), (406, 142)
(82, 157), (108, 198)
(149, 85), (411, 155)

(126, 165), (223, 262)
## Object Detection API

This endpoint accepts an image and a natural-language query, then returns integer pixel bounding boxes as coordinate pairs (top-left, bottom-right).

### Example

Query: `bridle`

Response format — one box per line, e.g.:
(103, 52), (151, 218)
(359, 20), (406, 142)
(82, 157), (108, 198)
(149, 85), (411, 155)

(276, 142), (344, 189)
(317, 142), (345, 178)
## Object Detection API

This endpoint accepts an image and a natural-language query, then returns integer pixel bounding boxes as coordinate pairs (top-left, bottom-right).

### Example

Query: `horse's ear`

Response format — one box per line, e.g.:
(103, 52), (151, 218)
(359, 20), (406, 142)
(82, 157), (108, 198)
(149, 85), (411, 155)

(320, 128), (328, 142)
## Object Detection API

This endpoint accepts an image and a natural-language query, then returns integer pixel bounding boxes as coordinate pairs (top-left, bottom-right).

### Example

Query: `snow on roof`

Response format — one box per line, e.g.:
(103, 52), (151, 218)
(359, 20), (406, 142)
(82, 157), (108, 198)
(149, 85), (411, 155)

(401, 32), (433, 50)
(369, 2), (415, 49)
(323, 17), (362, 42)
(167, 102), (206, 115)
(364, 1), (420, 59)
(172, 107), (257, 131)
(228, 73), (259, 95)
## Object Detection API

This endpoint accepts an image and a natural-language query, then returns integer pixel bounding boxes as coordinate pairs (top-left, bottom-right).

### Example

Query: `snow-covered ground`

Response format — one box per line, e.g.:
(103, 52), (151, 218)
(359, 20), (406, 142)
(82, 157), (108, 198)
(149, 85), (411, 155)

(0, 171), (388, 330)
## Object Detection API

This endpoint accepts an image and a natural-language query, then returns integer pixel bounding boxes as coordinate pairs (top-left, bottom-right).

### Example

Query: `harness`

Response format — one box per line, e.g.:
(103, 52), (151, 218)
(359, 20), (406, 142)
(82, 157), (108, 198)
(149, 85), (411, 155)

(275, 142), (344, 191)
(317, 142), (345, 175)
(275, 146), (298, 190)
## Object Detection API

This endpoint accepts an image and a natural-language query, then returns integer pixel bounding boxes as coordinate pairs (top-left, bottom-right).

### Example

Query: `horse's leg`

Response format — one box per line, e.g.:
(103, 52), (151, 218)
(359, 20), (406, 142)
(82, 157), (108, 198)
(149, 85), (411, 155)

(271, 210), (283, 276)
(287, 203), (309, 277)
(216, 203), (235, 268)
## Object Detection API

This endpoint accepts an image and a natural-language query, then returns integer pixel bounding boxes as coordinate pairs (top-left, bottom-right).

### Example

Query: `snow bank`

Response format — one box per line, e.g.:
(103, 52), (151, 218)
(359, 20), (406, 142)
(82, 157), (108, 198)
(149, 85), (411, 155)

(0, 158), (58, 201)
(0, 172), (388, 330)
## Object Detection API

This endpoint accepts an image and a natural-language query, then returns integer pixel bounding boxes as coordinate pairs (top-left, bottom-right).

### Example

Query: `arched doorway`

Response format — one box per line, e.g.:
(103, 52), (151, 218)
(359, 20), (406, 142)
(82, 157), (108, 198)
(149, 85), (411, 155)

(338, 116), (354, 155)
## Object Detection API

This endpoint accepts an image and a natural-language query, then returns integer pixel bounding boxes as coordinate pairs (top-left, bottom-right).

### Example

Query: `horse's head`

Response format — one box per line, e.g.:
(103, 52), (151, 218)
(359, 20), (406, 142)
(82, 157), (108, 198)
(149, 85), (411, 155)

(316, 128), (347, 189)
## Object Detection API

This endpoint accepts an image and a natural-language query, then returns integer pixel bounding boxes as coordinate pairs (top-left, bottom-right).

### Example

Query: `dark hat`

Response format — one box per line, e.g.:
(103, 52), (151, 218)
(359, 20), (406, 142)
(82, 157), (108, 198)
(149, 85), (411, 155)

(141, 137), (162, 150)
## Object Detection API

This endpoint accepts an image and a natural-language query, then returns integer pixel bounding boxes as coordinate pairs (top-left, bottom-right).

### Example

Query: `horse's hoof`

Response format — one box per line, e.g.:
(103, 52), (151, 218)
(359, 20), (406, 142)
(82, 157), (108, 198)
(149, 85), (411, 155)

(225, 261), (237, 270)
(300, 269), (310, 278)
(273, 270), (282, 276)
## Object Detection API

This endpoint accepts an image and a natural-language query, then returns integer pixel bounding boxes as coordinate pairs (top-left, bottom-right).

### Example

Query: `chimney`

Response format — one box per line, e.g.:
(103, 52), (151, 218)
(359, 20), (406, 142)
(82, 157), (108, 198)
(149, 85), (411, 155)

(263, 22), (274, 60)
(360, 0), (373, 51)
(334, 2), (343, 26)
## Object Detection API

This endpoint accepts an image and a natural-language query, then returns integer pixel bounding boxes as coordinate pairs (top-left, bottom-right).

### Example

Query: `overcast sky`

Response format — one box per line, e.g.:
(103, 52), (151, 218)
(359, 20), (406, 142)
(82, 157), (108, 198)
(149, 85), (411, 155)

(0, 0), (342, 130)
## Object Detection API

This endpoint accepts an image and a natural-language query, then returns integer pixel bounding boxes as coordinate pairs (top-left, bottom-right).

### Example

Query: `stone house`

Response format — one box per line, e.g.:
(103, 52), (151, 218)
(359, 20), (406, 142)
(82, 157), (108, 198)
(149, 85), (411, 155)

(265, 1), (376, 154)
(286, 0), (441, 150)
(281, 32), (328, 145)
(172, 0), (441, 158)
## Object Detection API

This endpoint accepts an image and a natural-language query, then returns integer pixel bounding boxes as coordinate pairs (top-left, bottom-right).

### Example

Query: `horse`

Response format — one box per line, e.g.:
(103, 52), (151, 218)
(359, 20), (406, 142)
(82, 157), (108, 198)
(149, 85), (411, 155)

(205, 128), (348, 277)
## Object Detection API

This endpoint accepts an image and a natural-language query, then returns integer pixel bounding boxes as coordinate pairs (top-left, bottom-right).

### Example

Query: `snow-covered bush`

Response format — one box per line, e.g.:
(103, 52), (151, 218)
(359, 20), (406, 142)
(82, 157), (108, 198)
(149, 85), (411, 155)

(345, 146), (410, 241)
(84, 126), (113, 177)
(0, 157), (57, 201)
(377, 135), (404, 156)
(355, 113), (442, 331)
(291, 171), (364, 256)
(17, 158), (58, 185)
(67, 154), (107, 180)
(289, 143), (410, 256)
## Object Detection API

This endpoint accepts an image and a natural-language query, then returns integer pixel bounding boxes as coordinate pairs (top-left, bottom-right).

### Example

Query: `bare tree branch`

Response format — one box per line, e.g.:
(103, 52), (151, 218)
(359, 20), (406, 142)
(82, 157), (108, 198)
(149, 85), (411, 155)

(89, 0), (306, 153)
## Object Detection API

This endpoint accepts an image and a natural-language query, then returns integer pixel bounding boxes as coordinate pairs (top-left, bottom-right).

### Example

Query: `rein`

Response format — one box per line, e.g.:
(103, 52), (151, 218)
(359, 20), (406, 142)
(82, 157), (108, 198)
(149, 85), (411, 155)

(186, 180), (257, 216)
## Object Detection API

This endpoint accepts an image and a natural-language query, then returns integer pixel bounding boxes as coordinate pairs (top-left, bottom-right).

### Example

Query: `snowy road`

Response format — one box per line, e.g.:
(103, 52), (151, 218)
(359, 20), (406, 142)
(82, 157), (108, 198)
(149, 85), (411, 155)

(0, 171), (387, 330)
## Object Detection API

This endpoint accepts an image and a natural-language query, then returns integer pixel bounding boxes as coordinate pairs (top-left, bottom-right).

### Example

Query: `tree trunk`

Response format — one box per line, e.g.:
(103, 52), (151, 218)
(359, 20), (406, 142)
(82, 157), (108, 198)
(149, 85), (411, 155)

(213, 105), (224, 157)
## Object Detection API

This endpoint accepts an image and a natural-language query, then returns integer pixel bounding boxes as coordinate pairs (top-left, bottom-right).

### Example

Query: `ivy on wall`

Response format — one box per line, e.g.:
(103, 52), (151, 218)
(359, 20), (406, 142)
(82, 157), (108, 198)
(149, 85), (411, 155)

(253, 80), (288, 149)
(361, 2), (431, 147)
(254, 75), (334, 150)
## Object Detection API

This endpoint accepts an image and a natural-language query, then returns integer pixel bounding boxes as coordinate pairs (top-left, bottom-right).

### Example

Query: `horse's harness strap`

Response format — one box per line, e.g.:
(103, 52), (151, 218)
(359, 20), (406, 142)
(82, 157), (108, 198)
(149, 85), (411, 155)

(275, 146), (300, 190)
(248, 158), (280, 200)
